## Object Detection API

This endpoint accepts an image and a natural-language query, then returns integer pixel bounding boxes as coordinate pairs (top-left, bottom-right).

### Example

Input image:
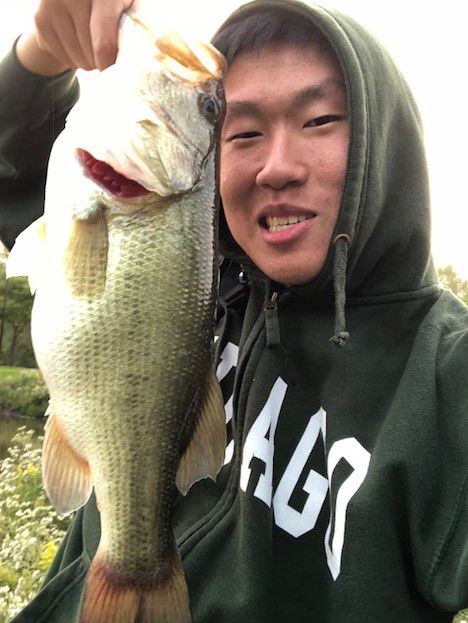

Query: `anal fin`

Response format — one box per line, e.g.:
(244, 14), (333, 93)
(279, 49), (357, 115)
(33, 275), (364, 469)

(176, 367), (226, 496)
(42, 406), (92, 515)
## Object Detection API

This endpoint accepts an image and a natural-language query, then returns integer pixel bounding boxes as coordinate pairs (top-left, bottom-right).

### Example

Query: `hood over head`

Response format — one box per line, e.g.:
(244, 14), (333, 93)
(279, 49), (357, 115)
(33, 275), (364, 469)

(212, 0), (437, 305)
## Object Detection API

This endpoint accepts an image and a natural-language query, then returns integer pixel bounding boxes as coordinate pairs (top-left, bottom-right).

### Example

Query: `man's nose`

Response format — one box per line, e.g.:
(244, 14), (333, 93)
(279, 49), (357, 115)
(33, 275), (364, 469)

(256, 132), (308, 190)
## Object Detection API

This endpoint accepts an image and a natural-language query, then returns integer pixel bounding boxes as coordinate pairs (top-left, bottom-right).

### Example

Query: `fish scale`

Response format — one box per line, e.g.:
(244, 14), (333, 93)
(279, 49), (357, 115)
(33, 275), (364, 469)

(40, 198), (213, 548)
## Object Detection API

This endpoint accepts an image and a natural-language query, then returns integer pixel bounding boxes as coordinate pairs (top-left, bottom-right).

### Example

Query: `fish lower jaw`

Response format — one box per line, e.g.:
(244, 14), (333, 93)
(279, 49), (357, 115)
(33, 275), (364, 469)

(76, 149), (150, 199)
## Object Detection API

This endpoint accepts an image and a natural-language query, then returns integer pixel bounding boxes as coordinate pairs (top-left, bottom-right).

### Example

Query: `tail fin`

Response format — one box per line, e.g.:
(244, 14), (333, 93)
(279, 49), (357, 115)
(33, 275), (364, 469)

(79, 548), (191, 623)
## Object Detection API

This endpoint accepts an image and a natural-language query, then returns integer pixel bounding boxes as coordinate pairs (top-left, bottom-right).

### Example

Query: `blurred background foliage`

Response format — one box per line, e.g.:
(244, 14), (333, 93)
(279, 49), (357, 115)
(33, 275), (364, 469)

(0, 262), (36, 369)
(0, 428), (69, 622)
(437, 265), (468, 305)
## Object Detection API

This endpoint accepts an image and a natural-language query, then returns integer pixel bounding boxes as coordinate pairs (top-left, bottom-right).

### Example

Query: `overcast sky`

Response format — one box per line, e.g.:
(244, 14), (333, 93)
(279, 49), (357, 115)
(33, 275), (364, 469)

(1, 0), (467, 278)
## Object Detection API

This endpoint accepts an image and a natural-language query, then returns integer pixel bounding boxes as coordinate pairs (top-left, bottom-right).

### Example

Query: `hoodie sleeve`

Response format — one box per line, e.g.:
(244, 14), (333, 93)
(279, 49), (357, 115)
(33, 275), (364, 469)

(0, 40), (79, 250)
(423, 294), (468, 612)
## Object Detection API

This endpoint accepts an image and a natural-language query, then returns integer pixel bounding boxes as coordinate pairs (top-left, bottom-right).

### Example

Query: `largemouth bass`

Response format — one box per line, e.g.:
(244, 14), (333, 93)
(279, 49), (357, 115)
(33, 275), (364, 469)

(7, 6), (226, 623)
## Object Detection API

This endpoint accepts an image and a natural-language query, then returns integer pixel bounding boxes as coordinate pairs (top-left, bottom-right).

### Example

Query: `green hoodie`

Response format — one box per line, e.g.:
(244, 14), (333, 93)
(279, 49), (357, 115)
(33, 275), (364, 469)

(1, 1), (467, 622)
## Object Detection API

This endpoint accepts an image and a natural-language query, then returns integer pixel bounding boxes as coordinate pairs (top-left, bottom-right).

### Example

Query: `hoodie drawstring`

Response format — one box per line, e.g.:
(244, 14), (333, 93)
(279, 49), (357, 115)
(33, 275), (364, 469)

(265, 290), (280, 347)
(329, 233), (351, 348)
(262, 232), (351, 349)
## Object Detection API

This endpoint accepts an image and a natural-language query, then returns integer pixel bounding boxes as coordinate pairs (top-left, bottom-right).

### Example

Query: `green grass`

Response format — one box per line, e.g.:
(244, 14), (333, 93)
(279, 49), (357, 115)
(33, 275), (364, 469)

(0, 366), (48, 459)
(0, 367), (48, 421)
(0, 367), (31, 379)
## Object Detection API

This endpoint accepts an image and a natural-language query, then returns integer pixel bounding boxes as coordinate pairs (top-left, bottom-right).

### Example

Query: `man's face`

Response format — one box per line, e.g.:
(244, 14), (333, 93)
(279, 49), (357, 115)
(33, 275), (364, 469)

(220, 42), (349, 285)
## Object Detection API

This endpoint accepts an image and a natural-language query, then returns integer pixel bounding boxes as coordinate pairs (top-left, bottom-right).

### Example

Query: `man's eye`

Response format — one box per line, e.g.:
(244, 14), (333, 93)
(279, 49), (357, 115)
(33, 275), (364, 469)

(230, 131), (262, 140)
(305, 115), (341, 127)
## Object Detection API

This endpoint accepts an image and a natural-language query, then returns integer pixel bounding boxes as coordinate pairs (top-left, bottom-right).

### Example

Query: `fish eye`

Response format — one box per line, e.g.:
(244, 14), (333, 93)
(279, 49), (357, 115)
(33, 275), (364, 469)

(200, 95), (221, 121)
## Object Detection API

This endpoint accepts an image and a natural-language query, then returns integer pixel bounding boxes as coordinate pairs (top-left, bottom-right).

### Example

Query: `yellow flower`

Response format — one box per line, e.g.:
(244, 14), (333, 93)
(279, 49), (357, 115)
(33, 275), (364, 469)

(25, 463), (38, 476)
(38, 541), (58, 572)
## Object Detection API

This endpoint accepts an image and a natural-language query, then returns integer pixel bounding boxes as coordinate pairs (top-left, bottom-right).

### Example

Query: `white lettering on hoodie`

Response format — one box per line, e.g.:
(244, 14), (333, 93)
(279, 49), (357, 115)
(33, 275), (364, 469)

(215, 345), (371, 580)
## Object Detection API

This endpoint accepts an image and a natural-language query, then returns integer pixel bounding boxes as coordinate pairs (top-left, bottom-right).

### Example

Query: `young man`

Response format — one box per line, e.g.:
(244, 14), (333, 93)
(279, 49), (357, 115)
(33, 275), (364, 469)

(0, 1), (467, 621)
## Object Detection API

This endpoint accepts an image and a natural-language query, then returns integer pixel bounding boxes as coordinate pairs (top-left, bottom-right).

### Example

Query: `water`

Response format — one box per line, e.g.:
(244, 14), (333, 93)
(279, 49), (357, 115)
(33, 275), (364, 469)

(0, 417), (44, 460)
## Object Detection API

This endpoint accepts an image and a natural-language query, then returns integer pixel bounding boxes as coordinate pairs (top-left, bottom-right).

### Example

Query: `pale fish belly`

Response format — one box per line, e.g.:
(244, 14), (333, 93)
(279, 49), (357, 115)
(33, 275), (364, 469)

(32, 187), (216, 579)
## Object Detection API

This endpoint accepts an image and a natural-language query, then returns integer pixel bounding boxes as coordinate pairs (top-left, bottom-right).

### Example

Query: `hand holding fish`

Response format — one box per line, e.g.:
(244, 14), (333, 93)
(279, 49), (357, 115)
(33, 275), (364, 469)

(17, 0), (133, 74)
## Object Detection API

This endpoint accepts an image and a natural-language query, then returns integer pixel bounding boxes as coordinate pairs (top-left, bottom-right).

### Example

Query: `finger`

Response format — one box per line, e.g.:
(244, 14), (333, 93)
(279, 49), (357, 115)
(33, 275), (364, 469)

(34, 19), (76, 71)
(71, 2), (96, 70)
(34, 6), (93, 71)
(53, 13), (95, 70)
(90, 0), (133, 70)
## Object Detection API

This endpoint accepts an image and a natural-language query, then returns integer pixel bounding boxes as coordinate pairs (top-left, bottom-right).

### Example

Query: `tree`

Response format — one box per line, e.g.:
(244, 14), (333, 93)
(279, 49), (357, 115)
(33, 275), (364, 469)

(437, 266), (468, 305)
(3, 277), (33, 364)
(0, 263), (34, 365)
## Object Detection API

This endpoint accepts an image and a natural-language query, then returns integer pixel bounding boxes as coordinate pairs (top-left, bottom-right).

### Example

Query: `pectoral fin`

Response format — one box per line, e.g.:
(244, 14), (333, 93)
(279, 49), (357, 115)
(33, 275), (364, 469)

(6, 216), (46, 293)
(64, 207), (108, 298)
(176, 367), (226, 496)
(42, 406), (92, 515)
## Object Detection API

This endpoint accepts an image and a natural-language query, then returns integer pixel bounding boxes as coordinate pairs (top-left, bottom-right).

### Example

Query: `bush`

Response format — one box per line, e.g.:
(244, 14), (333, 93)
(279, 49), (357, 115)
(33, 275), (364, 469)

(0, 427), (69, 621)
(0, 369), (48, 419)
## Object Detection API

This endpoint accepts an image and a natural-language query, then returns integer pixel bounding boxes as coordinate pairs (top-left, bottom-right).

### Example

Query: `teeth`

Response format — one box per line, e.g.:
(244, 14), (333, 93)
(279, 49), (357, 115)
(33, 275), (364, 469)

(91, 162), (108, 177)
(265, 215), (310, 231)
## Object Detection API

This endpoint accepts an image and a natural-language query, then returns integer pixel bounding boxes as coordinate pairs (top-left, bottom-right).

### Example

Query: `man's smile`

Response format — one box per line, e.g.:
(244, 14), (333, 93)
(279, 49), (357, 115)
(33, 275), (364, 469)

(259, 203), (316, 225)
(257, 203), (317, 243)
(259, 213), (316, 244)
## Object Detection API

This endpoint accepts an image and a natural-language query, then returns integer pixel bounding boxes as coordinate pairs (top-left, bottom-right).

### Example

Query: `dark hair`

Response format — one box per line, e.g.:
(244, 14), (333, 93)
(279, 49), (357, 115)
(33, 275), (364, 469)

(212, 6), (335, 64)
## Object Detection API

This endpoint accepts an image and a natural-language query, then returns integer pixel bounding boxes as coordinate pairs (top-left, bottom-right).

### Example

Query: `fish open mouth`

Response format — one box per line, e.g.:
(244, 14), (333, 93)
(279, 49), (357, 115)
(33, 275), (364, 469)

(76, 149), (150, 198)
